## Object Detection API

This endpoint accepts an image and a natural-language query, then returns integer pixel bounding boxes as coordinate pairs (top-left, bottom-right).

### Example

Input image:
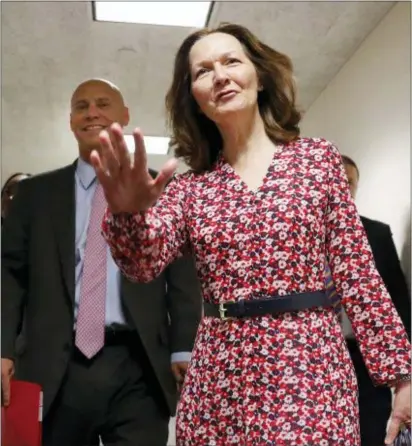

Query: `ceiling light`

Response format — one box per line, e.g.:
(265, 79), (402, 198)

(124, 135), (170, 155)
(93, 2), (212, 28)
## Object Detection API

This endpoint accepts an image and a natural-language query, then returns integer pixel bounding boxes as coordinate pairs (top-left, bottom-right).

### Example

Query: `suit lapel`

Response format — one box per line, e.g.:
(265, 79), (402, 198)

(52, 162), (77, 304)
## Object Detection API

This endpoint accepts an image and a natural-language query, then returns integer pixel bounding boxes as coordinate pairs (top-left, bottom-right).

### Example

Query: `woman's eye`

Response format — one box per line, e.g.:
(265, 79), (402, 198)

(196, 68), (208, 78)
(227, 58), (239, 65)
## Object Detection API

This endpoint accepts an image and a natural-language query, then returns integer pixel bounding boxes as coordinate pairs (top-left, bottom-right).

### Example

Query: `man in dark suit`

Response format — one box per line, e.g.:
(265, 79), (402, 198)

(1, 79), (202, 446)
(340, 154), (410, 445)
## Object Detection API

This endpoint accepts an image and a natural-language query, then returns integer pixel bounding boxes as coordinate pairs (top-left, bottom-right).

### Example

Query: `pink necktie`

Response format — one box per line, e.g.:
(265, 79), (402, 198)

(75, 182), (107, 358)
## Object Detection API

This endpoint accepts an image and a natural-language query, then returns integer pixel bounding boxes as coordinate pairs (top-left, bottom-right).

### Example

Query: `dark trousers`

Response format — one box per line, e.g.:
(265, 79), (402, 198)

(43, 333), (169, 446)
(347, 338), (392, 446)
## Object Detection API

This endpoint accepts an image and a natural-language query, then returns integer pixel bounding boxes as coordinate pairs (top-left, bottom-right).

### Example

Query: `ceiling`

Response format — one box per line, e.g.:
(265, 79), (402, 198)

(1, 1), (396, 174)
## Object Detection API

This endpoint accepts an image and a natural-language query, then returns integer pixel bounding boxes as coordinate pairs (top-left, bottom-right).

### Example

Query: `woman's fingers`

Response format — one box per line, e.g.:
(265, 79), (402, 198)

(93, 125), (176, 212)
(153, 158), (178, 193)
(99, 130), (120, 177)
(109, 123), (132, 175)
(385, 414), (402, 444)
(90, 150), (112, 191)
(132, 128), (148, 174)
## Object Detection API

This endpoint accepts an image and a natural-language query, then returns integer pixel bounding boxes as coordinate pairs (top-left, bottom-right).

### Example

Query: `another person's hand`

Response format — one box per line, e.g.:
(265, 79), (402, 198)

(385, 380), (411, 444)
(90, 123), (178, 214)
(171, 361), (189, 392)
(1, 358), (15, 407)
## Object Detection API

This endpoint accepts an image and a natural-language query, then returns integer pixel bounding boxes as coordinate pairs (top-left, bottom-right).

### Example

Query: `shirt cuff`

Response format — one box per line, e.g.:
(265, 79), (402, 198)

(171, 352), (191, 363)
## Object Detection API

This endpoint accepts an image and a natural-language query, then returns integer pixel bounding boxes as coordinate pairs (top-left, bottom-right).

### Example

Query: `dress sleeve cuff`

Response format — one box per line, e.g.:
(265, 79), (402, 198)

(387, 375), (411, 389)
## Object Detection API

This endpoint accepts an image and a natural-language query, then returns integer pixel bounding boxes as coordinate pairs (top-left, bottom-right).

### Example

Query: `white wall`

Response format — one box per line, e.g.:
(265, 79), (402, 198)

(1, 1), (193, 183)
(301, 2), (411, 284)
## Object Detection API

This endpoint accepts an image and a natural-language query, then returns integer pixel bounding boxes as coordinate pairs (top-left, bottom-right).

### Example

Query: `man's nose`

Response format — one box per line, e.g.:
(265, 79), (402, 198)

(85, 103), (100, 119)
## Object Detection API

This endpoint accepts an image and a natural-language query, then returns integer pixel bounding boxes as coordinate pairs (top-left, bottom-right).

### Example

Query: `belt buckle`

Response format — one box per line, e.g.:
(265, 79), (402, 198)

(218, 301), (234, 321)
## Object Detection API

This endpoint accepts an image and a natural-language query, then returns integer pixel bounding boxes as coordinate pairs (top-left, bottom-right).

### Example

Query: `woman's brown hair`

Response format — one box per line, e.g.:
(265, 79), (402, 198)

(165, 23), (302, 173)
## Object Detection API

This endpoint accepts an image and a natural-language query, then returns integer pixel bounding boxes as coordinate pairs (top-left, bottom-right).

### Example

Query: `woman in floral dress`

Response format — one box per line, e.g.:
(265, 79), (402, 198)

(91, 24), (411, 445)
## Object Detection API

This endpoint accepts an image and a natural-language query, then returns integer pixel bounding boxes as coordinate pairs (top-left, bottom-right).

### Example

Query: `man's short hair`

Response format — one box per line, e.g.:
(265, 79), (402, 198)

(341, 155), (360, 178)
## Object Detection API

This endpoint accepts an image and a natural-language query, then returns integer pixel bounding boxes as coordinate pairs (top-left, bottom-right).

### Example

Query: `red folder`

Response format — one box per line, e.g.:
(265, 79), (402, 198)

(1, 380), (42, 446)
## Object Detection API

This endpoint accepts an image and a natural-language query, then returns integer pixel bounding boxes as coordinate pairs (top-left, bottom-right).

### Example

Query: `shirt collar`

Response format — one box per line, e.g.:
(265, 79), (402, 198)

(76, 157), (96, 190)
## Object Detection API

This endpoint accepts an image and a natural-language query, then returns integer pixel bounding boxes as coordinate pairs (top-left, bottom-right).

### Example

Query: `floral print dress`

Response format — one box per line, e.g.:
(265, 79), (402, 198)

(102, 138), (411, 445)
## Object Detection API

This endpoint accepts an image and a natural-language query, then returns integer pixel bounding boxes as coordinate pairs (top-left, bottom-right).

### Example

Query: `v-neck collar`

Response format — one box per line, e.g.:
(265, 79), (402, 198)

(216, 144), (285, 196)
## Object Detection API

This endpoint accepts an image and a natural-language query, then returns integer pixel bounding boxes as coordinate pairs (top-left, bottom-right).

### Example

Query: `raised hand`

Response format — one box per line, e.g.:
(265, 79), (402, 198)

(90, 123), (178, 214)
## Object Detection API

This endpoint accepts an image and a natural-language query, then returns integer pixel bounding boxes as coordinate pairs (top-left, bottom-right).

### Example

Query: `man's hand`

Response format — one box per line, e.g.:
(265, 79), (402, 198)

(1, 358), (15, 407)
(171, 361), (189, 391)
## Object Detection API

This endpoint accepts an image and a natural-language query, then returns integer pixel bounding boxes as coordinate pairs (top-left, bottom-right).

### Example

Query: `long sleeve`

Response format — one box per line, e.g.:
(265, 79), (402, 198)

(102, 175), (190, 283)
(324, 142), (410, 386)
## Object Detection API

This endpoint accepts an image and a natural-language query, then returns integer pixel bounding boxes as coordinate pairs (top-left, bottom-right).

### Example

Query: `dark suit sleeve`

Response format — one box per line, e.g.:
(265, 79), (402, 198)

(379, 225), (411, 338)
(165, 253), (202, 353)
(1, 182), (31, 359)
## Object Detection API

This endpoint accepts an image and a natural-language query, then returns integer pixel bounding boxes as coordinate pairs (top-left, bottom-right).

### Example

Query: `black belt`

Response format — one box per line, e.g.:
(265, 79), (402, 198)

(203, 290), (331, 320)
(104, 325), (135, 344)
(73, 325), (135, 346)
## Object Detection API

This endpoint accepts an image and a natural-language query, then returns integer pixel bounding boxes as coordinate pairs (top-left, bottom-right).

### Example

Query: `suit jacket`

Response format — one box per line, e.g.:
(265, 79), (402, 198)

(1, 162), (202, 416)
(360, 216), (411, 338)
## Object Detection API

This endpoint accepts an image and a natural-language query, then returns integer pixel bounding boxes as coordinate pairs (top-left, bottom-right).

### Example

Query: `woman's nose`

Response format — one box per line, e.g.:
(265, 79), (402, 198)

(213, 64), (229, 86)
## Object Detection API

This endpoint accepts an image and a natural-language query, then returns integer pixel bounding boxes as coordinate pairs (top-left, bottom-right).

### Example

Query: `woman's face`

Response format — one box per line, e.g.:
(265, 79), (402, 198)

(189, 32), (261, 125)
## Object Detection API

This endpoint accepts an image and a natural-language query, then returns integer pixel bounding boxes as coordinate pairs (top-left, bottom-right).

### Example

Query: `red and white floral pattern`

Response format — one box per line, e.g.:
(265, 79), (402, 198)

(103, 138), (411, 445)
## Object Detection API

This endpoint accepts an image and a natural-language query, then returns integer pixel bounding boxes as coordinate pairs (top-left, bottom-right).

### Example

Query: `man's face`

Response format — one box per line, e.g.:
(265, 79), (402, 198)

(344, 163), (359, 200)
(70, 80), (129, 161)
